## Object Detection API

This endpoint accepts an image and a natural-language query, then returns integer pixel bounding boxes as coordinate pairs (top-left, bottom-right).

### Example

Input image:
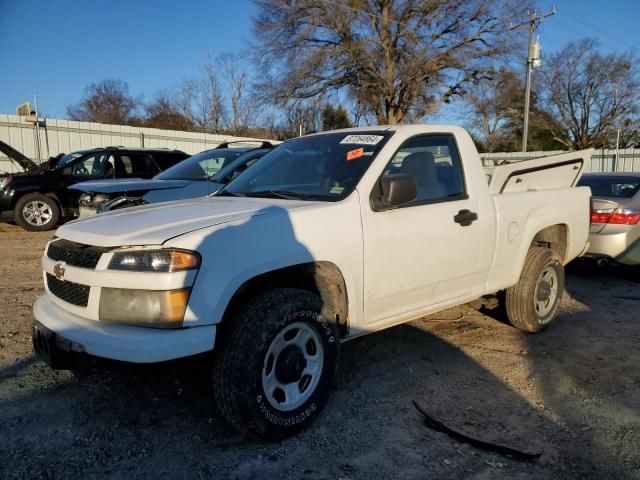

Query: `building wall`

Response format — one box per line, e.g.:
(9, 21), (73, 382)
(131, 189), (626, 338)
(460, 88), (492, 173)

(0, 114), (275, 173)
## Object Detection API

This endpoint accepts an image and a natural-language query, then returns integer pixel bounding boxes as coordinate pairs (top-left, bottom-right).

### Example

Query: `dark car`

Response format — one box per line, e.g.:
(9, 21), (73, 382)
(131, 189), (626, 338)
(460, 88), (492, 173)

(0, 144), (188, 231)
(71, 142), (273, 216)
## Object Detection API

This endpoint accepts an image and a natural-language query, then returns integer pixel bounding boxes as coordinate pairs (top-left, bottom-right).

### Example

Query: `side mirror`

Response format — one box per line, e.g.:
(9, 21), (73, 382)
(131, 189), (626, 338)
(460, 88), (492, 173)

(379, 173), (417, 209)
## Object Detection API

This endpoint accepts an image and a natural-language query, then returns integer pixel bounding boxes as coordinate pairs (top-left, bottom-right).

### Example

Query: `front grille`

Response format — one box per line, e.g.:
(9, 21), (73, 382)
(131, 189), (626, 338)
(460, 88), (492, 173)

(47, 239), (107, 269)
(46, 273), (90, 307)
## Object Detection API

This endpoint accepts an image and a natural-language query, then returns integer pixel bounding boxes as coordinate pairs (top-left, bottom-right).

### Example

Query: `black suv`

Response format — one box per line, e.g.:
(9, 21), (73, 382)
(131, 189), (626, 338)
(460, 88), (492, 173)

(0, 143), (188, 231)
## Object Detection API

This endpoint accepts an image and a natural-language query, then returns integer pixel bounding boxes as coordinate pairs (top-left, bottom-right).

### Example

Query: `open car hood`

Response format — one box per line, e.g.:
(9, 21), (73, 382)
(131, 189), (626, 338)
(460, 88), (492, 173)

(0, 140), (40, 172)
(69, 178), (193, 194)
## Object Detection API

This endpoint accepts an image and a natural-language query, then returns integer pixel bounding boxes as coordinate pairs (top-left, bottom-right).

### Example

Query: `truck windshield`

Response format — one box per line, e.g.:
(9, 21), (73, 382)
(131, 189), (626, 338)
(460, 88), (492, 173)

(222, 132), (392, 201)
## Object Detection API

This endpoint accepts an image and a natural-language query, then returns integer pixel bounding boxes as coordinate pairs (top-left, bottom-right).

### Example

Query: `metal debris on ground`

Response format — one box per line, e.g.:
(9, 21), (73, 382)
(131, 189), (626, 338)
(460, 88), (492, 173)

(413, 401), (542, 461)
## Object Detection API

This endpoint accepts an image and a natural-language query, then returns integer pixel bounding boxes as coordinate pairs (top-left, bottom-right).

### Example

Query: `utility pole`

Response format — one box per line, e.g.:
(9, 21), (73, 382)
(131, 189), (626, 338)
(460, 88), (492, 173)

(33, 94), (42, 164)
(510, 7), (555, 152)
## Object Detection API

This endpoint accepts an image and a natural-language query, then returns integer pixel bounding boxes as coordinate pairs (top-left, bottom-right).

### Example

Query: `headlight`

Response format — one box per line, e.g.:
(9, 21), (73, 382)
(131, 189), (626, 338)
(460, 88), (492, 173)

(0, 175), (12, 189)
(99, 288), (190, 328)
(79, 193), (92, 207)
(108, 249), (200, 272)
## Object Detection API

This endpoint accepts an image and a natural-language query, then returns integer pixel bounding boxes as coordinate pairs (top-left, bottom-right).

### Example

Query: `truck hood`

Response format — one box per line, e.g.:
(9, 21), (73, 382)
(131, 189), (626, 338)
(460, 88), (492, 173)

(0, 140), (40, 172)
(69, 178), (192, 194)
(56, 196), (319, 247)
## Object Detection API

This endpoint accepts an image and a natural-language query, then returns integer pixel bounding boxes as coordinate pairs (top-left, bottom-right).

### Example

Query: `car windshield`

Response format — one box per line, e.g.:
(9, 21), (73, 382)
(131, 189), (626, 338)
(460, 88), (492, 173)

(222, 132), (392, 201)
(56, 152), (84, 169)
(209, 150), (267, 184)
(578, 176), (640, 198)
(154, 149), (244, 180)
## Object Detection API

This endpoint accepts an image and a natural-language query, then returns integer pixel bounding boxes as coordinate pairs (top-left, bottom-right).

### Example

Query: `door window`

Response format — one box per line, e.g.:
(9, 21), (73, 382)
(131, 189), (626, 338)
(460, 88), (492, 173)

(116, 154), (158, 178)
(71, 153), (112, 178)
(382, 135), (466, 205)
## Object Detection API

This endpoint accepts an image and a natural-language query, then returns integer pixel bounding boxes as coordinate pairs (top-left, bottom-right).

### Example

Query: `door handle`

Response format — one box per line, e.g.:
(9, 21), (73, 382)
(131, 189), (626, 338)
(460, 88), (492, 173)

(453, 209), (478, 226)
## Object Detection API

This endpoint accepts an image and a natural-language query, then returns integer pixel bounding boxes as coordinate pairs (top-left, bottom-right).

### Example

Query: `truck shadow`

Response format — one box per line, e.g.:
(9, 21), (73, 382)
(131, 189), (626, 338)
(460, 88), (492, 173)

(1, 314), (623, 479)
(0, 206), (636, 479)
(517, 262), (640, 479)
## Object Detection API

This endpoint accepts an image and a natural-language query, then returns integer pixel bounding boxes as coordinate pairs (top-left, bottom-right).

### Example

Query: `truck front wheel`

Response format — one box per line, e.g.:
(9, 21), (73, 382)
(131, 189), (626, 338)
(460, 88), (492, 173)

(505, 246), (565, 333)
(212, 288), (339, 439)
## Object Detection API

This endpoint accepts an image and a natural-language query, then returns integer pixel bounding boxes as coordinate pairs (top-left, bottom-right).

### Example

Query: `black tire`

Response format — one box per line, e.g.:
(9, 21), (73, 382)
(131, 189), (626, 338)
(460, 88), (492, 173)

(505, 246), (564, 333)
(213, 288), (339, 440)
(14, 193), (60, 231)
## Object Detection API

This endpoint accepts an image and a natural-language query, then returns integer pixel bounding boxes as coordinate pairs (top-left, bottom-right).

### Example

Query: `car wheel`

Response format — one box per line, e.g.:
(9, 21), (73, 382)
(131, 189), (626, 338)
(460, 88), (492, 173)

(505, 246), (564, 333)
(213, 288), (339, 439)
(14, 193), (60, 231)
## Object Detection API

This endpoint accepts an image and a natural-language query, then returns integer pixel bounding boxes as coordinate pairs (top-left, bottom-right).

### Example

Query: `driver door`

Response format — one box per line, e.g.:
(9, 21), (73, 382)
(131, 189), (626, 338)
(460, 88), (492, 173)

(361, 134), (491, 327)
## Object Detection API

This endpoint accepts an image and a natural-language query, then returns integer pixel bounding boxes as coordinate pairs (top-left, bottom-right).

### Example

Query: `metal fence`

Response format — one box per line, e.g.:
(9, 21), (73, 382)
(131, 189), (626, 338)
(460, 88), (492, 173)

(481, 149), (640, 173)
(0, 114), (275, 173)
(3, 113), (639, 175)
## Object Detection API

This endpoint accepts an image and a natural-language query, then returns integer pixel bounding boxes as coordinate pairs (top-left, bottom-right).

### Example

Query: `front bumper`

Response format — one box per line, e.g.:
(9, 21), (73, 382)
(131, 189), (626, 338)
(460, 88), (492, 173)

(78, 206), (98, 218)
(32, 295), (216, 367)
(0, 209), (14, 221)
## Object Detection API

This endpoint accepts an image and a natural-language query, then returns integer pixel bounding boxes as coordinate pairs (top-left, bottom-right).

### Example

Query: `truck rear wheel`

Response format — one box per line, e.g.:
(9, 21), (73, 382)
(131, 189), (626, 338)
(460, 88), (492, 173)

(505, 246), (564, 333)
(212, 288), (339, 439)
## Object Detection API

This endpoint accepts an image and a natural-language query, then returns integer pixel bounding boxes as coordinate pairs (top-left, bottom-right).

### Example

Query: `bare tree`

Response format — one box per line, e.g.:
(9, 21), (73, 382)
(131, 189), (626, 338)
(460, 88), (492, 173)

(465, 69), (566, 152)
(144, 89), (194, 131)
(252, 0), (527, 124)
(540, 39), (640, 149)
(465, 73), (516, 152)
(67, 79), (141, 124)
(175, 60), (227, 133)
(219, 53), (254, 134)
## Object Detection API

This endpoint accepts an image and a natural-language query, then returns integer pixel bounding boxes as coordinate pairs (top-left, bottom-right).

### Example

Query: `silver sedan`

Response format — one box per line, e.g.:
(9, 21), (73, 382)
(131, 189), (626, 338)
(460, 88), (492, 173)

(578, 173), (640, 265)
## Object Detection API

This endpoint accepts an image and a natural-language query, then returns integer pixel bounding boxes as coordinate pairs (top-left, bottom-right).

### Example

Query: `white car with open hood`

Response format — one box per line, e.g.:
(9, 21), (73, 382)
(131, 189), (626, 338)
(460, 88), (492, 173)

(32, 125), (592, 439)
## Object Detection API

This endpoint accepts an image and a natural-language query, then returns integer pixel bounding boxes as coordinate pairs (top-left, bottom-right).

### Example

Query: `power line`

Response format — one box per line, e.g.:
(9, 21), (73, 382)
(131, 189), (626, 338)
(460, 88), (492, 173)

(543, 16), (628, 54)
(541, 1), (638, 52)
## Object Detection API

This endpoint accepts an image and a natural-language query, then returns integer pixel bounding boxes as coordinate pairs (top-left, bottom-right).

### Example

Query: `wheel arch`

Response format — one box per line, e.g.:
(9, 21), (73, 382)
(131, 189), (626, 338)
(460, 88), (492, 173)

(10, 188), (61, 211)
(530, 223), (569, 263)
(219, 261), (349, 339)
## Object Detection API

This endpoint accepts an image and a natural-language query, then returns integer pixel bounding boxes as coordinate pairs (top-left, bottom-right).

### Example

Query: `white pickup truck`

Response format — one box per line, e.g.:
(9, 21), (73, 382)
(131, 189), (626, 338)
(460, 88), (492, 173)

(32, 125), (592, 439)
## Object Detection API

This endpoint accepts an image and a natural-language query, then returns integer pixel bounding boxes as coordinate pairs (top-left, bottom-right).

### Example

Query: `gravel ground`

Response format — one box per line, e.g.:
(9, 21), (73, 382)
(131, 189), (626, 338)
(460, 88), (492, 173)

(0, 223), (638, 479)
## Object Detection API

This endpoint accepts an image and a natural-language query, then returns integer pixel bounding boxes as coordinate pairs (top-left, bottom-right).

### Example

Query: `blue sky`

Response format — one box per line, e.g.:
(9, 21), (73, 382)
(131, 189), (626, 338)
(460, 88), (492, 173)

(1, 0), (639, 120)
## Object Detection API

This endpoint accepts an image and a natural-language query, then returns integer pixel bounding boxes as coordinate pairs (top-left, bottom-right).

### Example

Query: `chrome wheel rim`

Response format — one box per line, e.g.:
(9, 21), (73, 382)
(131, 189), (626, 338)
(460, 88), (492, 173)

(23, 201), (53, 226)
(262, 321), (324, 412)
(534, 265), (559, 320)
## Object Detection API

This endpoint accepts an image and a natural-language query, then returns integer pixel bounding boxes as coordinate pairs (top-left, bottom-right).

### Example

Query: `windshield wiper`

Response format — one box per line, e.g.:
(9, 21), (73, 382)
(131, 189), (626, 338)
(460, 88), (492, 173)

(243, 190), (306, 200)
(216, 189), (245, 197)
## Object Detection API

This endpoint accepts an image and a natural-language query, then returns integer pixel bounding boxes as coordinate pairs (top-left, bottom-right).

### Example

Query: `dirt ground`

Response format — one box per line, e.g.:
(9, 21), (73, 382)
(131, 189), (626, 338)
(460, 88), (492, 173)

(0, 222), (638, 480)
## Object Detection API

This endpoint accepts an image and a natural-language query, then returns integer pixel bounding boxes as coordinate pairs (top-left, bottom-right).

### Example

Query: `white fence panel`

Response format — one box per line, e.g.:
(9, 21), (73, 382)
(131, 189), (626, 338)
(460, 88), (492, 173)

(0, 114), (276, 172)
(482, 149), (640, 173)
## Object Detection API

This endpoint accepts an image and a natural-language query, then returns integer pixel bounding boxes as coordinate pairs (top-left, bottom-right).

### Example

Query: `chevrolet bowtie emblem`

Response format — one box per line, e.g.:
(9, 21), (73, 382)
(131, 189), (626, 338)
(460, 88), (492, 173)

(53, 263), (66, 281)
